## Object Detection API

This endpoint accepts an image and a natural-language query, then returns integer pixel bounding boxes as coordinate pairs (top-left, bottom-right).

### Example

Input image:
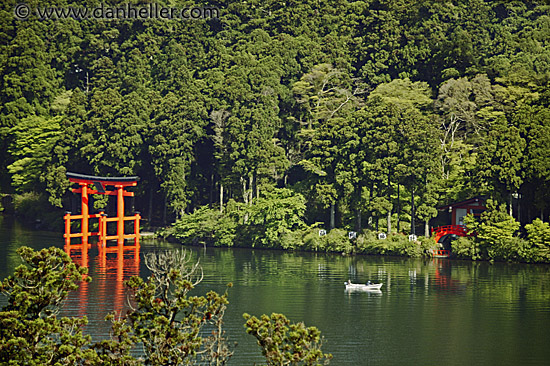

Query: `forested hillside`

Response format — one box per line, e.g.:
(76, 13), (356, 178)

(1, 0), (549, 237)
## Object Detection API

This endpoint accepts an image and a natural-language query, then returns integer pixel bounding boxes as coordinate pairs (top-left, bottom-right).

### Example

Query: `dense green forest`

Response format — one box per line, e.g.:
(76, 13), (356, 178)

(1, 0), (550, 249)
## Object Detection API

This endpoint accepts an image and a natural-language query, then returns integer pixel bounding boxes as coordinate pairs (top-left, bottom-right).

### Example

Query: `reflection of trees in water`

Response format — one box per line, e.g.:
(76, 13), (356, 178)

(59, 242), (550, 333)
(198, 247), (550, 304)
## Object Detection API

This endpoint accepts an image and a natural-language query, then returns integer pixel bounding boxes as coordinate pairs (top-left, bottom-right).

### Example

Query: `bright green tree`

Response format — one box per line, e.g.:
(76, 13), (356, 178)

(205, 31), (289, 210)
(466, 199), (521, 261)
(147, 41), (208, 219)
(7, 115), (61, 193)
(477, 116), (526, 215)
(295, 64), (363, 229)
(243, 312), (332, 366)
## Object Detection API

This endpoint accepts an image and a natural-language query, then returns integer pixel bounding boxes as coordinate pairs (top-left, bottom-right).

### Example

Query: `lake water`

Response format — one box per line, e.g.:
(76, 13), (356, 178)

(1, 215), (550, 365)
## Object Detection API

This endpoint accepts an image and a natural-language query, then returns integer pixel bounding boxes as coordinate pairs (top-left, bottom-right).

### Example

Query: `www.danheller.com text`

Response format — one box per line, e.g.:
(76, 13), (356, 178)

(14, 2), (220, 21)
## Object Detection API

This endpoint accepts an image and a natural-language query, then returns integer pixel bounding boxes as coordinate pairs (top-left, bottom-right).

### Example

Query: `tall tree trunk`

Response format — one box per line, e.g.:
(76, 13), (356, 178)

(509, 191), (513, 217)
(330, 203), (335, 230)
(397, 183), (400, 232)
(219, 182), (224, 213)
(249, 175), (254, 205)
(425, 219), (430, 238)
(255, 173), (259, 200)
(163, 194), (167, 226)
(387, 173), (392, 234)
(241, 177), (249, 223)
(411, 189), (415, 235)
(148, 186), (153, 224)
(241, 177), (248, 205)
(210, 173), (214, 205)
(85, 71), (89, 94)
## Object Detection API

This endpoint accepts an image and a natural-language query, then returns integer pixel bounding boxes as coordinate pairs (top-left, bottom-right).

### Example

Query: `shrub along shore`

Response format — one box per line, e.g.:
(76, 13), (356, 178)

(4, 187), (549, 264)
(161, 190), (550, 264)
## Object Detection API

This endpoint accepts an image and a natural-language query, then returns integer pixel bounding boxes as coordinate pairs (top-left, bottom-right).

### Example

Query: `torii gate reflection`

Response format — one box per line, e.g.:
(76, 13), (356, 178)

(97, 245), (140, 314)
(63, 243), (140, 315)
(63, 172), (141, 315)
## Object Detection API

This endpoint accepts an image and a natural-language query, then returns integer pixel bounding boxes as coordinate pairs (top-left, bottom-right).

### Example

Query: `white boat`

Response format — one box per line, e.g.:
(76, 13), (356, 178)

(344, 280), (383, 291)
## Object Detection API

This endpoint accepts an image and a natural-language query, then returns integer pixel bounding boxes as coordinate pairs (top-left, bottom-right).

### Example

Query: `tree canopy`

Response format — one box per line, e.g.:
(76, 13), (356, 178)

(1, 0), (550, 236)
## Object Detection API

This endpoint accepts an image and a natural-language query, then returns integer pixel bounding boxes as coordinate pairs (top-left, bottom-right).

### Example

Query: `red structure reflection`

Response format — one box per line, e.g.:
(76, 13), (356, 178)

(64, 242), (140, 317)
(432, 258), (463, 292)
(64, 243), (91, 318)
(97, 245), (140, 314)
(63, 172), (142, 316)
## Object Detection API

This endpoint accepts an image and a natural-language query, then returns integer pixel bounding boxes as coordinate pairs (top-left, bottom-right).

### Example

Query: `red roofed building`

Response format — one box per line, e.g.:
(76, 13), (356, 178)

(430, 196), (487, 257)
(437, 196), (487, 227)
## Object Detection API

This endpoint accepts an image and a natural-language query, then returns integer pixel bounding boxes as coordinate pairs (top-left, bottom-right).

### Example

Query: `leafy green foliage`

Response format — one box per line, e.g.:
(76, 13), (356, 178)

(468, 200), (520, 257)
(92, 313), (142, 366)
(451, 236), (482, 261)
(463, 202), (536, 262)
(169, 205), (228, 246)
(120, 250), (234, 366)
(0, 246), (94, 365)
(239, 188), (307, 247)
(2, 1), (550, 262)
(243, 312), (332, 366)
(0, 247), (235, 365)
(303, 228), (350, 253)
(524, 219), (550, 261)
(7, 115), (61, 193)
(477, 116), (526, 200)
(170, 188), (306, 248)
(525, 219), (550, 249)
(355, 233), (435, 258)
(148, 44), (208, 217)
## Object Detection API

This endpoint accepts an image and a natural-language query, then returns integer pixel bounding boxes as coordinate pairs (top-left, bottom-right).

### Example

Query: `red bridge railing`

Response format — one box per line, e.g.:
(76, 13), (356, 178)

(431, 224), (471, 246)
(432, 224), (468, 236)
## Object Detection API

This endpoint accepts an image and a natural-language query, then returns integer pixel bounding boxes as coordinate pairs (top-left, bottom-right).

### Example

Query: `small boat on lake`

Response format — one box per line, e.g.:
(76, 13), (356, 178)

(344, 280), (383, 291)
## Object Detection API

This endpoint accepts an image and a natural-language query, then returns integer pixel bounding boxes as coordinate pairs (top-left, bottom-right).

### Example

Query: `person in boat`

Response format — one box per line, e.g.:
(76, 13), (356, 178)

(367, 281), (372, 285)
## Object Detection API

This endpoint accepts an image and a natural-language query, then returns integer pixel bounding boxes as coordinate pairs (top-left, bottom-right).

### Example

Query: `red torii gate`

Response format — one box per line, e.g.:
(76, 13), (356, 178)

(64, 172), (141, 248)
